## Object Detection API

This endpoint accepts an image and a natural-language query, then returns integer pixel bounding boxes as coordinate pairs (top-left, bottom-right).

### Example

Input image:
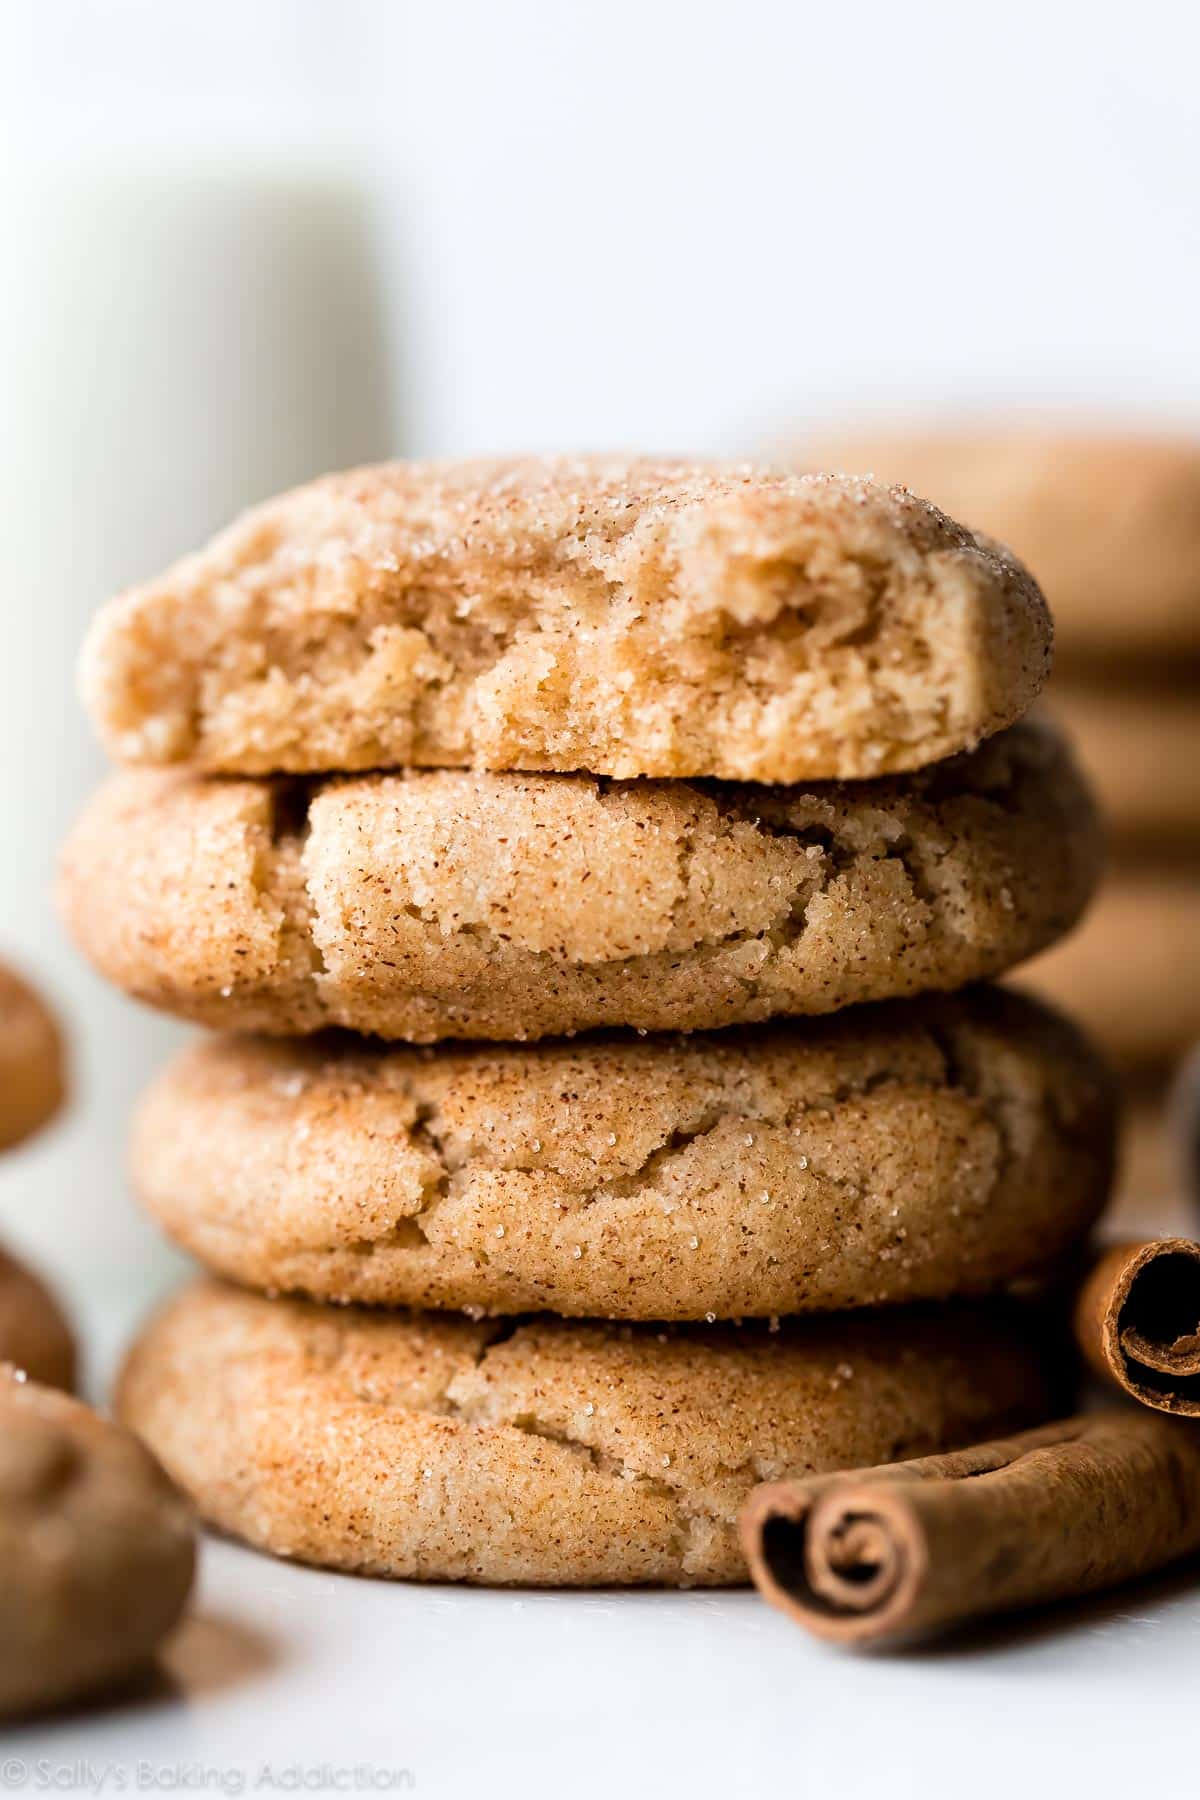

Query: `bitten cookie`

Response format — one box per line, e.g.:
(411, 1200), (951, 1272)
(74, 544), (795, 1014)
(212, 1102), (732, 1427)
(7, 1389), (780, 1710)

(1048, 684), (1200, 848)
(0, 1249), (75, 1391)
(0, 1370), (195, 1718)
(798, 430), (1200, 662)
(116, 1280), (1052, 1587)
(79, 458), (1051, 782)
(132, 988), (1112, 1320)
(1020, 869), (1200, 1070)
(0, 962), (65, 1152)
(60, 722), (1098, 1043)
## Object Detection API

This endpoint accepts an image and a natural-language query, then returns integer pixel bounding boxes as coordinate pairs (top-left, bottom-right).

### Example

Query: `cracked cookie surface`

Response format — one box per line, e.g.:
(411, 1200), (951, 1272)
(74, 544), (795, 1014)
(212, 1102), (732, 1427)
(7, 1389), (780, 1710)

(0, 1370), (195, 1718)
(116, 1279), (1052, 1586)
(0, 962), (65, 1152)
(0, 1249), (75, 1391)
(59, 721), (1098, 1042)
(79, 457), (1050, 782)
(132, 989), (1112, 1318)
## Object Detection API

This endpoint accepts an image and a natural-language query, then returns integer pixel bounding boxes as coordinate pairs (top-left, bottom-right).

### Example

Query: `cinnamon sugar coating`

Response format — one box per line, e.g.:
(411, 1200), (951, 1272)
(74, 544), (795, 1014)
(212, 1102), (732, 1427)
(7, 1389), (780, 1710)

(80, 458), (1051, 782)
(797, 431), (1200, 663)
(116, 1280), (1051, 1586)
(59, 722), (1098, 1043)
(131, 989), (1112, 1319)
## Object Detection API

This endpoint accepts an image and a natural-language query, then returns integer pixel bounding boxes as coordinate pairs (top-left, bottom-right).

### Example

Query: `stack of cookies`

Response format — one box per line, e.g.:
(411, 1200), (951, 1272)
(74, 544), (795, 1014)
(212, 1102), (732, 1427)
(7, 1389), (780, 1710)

(801, 432), (1200, 1216)
(61, 459), (1113, 1585)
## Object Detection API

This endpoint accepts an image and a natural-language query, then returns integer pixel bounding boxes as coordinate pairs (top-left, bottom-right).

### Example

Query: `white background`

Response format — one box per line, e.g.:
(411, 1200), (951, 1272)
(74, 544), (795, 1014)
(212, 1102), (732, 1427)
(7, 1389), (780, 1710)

(0, 5), (1198, 1791)
(2, 0), (1199, 1301)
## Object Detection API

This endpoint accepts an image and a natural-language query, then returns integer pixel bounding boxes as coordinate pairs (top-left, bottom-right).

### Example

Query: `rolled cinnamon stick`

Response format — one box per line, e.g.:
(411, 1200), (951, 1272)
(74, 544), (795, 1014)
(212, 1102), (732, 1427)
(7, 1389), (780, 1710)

(1073, 1238), (1200, 1414)
(740, 1410), (1200, 1647)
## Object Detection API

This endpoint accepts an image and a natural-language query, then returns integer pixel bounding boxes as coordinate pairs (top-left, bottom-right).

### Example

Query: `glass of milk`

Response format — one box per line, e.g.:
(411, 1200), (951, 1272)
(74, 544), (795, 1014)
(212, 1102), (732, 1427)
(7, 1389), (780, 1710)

(0, 2), (398, 1325)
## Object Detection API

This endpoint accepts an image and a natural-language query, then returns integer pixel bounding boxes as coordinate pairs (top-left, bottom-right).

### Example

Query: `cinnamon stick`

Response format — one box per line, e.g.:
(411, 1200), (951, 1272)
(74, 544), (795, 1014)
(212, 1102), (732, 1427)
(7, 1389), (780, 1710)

(1073, 1238), (1200, 1414)
(740, 1410), (1200, 1647)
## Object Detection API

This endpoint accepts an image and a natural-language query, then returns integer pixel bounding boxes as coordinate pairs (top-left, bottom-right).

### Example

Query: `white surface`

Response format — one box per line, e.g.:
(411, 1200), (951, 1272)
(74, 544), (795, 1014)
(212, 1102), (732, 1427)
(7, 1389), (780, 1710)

(386, 0), (1200, 457)
(3, 1289), (1198, 1797)
(8, 1503), (1200, 1797)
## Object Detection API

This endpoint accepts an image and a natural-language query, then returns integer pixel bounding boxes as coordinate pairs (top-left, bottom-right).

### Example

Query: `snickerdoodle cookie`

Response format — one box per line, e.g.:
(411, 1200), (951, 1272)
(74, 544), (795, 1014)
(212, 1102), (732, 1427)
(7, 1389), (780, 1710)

(79, 458), (1051, 783)
(132, 989), (1111, 1319)
(0, 1249), (75, 1391)
(1048, 684), (1200, 848)
(60, 721), (1098, 1043)
(0, 1369), (194, 1718)
(116, 1280), (1051, 1586)
(1020, 868), (1200, 1070)
(798, 430), (1200, 662)
(0, 962), (65, 1152)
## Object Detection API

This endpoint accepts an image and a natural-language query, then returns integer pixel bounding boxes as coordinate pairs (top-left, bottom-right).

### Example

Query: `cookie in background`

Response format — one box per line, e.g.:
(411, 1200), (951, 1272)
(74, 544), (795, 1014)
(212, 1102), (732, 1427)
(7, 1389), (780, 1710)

(785, 430), (1200, 668)
(0, 1246), (75, 1392)
(0, 1369), (195, 1719)
(0, 959), (66, 1154)
(787, 427), (1200, 1227)
(0, 957), (76, 1390)
(0, 968), (195, 1715)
